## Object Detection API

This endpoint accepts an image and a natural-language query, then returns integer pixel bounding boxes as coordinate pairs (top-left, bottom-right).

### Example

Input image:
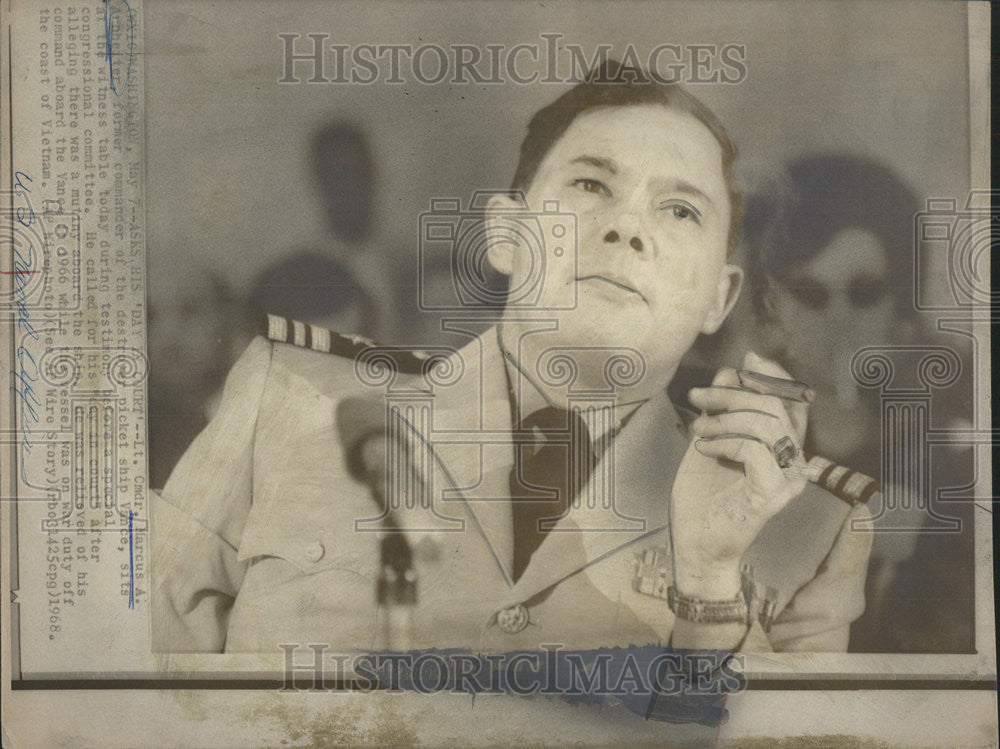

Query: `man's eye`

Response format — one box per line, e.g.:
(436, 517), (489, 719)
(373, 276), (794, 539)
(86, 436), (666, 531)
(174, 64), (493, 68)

(572, 178), (611, 196)
(660, 200), (702, 224)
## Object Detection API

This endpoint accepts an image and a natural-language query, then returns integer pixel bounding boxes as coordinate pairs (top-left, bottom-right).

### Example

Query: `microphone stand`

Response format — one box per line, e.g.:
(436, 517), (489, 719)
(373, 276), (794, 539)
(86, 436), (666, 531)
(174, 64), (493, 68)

(368, 459), (416, 653)
(337, 399), (419, 652)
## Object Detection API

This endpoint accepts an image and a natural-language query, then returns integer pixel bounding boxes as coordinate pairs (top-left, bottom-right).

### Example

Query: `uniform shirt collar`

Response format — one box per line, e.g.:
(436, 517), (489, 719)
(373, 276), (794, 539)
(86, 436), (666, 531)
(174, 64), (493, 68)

(495, 324), (645, 442)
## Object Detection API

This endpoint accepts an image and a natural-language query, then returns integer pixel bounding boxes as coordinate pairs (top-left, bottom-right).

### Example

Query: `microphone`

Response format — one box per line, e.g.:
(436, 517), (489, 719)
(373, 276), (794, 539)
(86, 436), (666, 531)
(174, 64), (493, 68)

(335, 397), (416, 648)
(336, 397), (389, 488)
(336, 396), (434, 513)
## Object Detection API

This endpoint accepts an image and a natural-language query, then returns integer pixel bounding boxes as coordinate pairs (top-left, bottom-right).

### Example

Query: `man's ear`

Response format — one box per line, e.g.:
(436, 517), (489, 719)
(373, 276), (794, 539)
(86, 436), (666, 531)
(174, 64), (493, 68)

(484, 193), (524, 276)
(701, 263), (744, 334)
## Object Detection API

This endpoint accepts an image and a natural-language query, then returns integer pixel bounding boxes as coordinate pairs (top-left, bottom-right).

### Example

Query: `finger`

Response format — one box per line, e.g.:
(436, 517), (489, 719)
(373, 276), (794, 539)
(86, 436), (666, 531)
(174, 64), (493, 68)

(740, 351), (811, 443)
(693, 434), (787, 499)
(701, 357), (809, 444)
(693, 410), (792, 449)
(688, 386), (788, 421)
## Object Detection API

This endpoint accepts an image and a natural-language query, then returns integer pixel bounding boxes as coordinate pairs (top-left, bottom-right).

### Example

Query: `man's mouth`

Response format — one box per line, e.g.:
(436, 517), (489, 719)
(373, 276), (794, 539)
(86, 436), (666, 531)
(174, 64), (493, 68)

(576, 274), (646, 301)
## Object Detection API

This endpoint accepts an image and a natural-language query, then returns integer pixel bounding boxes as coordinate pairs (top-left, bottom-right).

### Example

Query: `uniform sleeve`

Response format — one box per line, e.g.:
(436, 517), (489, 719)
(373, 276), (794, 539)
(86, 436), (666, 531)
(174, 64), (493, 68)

(764, 503), (874, 651)
(151, 336), (274, 652)
(670, 500), (873, 654)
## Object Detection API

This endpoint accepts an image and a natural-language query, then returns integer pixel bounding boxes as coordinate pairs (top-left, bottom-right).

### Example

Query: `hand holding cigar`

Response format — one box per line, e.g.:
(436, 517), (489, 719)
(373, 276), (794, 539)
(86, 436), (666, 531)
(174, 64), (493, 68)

(692, 354), (881, 500)
(689, 351), (818, 481)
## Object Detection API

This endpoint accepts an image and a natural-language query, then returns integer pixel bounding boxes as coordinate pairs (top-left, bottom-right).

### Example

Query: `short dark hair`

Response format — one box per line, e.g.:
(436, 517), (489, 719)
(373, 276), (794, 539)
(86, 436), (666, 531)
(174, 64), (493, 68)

(742, 154), (920, 318)
(510, 59), (742, 253)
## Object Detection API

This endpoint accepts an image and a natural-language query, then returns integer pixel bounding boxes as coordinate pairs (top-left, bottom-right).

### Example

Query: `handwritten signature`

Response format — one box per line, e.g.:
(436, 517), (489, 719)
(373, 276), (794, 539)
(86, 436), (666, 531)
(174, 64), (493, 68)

(103, 0), (134, 96)
(9, 172), (40, 485)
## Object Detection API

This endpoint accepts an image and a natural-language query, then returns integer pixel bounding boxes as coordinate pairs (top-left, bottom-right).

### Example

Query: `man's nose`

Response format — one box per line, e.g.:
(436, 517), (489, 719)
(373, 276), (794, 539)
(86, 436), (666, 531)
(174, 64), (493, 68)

(602, 229), (645, 253)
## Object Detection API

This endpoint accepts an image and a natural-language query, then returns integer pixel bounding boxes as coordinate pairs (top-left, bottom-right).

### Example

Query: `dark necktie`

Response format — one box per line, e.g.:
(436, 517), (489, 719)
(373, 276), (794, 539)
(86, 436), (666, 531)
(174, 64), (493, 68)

(508, 406), (597, 583)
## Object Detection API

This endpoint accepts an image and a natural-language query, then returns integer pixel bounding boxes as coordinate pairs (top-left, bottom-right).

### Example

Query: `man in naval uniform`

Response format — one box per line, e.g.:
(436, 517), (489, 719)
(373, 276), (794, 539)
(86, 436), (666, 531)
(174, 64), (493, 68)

(152, 62), (872, 655)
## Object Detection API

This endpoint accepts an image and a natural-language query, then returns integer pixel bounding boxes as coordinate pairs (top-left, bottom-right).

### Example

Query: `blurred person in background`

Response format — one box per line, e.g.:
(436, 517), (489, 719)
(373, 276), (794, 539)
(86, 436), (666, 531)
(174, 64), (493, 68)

(148, 273), (240, 490)
(149, 124), (383, 488)
(310, 121), (488, 345)
(312, 121), (376, 247)
(310, 121), (406, 344)
(704, 153), (974, 652)
(240, 249), (378, 351)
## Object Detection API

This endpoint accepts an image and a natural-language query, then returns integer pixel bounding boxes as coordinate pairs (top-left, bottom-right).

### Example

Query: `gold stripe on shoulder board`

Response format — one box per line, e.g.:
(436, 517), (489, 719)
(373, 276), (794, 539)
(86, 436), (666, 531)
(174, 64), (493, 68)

(263, 314), (434, 375)
(803, 453), (881, 506)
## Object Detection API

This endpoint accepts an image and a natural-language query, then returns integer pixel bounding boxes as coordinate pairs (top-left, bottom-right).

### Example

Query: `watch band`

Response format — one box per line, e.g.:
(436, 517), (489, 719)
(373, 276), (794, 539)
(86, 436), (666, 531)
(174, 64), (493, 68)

(667, 586), (750, 626)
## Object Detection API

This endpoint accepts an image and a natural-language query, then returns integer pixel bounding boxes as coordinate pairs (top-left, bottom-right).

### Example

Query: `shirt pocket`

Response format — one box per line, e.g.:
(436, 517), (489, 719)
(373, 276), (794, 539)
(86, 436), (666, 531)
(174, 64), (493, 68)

(241, 532), (379, 581)
(237, 468), (383, 579)
(235, 498), (382, 595)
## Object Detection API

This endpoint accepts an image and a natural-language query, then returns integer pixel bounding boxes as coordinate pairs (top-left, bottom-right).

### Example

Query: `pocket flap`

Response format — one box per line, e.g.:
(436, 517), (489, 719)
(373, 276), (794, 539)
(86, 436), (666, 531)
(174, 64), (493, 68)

(236, 481), (381, 580)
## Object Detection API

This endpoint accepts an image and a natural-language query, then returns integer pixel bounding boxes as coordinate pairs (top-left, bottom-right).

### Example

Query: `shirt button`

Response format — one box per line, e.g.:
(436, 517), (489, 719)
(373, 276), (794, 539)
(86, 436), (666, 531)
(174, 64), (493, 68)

(304, 542), (325, 563)
(496, 604), (529, 634)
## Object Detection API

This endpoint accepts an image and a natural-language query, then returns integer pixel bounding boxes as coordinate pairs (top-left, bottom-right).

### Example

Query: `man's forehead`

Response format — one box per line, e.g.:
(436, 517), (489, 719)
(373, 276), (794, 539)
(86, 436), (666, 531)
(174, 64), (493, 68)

(537, 103), (727, 189)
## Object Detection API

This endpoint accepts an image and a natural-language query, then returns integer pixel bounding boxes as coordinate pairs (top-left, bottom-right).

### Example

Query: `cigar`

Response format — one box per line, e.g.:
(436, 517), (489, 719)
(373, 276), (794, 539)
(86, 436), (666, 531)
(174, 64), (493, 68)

(736, 370), (815, 403)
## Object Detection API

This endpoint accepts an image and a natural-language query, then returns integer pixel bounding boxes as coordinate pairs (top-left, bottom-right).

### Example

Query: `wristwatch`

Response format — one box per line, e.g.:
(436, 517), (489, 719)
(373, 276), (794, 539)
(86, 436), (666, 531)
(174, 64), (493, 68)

(668, 567), (779, 630)
(667, 585), (750, 626)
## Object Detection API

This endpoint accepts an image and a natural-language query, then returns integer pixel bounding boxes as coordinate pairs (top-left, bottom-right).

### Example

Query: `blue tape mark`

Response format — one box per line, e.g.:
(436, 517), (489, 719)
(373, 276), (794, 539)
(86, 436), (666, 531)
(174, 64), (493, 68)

(128, 509), (134, 609)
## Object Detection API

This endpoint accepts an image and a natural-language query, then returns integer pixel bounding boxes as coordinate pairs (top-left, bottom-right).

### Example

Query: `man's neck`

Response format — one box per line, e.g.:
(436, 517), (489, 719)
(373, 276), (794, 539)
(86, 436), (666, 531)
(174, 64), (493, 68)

(495, 323), (648, 441)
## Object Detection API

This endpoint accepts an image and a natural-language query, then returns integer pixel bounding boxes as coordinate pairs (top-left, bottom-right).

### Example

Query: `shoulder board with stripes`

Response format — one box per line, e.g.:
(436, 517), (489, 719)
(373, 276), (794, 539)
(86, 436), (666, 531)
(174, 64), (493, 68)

(802, 452), (881, 506)
(263, 314), (434, 375)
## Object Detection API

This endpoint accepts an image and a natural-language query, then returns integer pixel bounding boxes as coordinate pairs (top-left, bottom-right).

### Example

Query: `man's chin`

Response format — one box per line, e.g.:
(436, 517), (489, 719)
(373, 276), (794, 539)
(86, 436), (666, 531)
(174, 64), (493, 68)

(507, 316), (676, 399)
(505, 307), (655, 358)
(550, 312), (626, 339)
(543, 319), (653, 375)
